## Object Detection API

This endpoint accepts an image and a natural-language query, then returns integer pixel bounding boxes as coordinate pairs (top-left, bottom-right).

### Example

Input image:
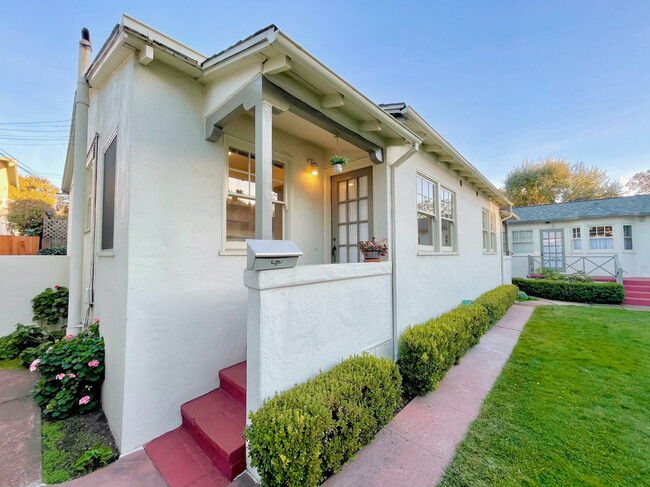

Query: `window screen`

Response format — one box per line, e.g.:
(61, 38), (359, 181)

(101, 137), (117, 250)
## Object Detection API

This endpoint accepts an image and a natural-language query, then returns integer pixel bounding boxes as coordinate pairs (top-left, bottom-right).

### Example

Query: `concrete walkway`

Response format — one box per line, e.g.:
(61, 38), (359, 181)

(0, 369), (41, 487)
(323, 303), (539, 487)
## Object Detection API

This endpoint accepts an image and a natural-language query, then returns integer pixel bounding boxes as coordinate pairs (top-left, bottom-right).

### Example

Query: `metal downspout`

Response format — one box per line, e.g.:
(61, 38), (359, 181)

(67, 29), (92, 335)
(500, 205), (515, 284)
(390, 143), (419, 361)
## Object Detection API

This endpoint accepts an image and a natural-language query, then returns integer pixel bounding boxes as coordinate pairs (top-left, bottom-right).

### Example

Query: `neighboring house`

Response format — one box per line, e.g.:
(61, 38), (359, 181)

(507, 195), (650, 282)
(0, 157), (19, 235)
(62, 15), (513, 481)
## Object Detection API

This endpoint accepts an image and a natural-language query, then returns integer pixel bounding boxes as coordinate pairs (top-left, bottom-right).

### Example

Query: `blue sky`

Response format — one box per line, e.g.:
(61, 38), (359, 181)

(1, 1), (648, 189)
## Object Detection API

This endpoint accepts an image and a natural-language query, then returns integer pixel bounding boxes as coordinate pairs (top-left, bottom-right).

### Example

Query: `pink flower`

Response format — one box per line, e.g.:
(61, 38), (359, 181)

(64, 334), (74, 340)
(55, 285), (60, 289)
(29, 359), (41, 372)
(46, 346), (53, 353)
(68, 373), (76, 378)
(93, 318), (100, 323)
(56, 373), (65, 380)
(79, 396), (91, 405)
(88, 360), (100, 367)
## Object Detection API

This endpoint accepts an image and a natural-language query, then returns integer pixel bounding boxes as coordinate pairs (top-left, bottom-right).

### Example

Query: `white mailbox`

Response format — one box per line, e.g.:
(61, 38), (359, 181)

(246, 239), (303, 271)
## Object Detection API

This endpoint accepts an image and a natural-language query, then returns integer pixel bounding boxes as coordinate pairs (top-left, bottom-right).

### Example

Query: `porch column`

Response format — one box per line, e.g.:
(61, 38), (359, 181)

(254, 100), (273, 239)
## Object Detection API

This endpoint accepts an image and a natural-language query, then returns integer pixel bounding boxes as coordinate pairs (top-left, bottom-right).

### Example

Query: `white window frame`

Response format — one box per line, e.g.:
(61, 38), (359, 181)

(588, 224), (614, 252)
(511, 229), (534, 254)
(84, 153), (95, 234)
(482, 209), (490, 252)
(416, 172), (457, 254)
(571, 227), (582, 251)
(221, 136), (291, 254)
(623, 224), (634, 252)
(96, 128), (118, 257)
(489, 213), (496, 253)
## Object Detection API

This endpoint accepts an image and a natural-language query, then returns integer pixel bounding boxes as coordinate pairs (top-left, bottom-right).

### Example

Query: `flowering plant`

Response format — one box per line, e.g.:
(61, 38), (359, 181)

(32, 285), (69, 328)
(329, 155), (348, 166)
(32, 322), (105, 419)
(357, 238), (388, 256)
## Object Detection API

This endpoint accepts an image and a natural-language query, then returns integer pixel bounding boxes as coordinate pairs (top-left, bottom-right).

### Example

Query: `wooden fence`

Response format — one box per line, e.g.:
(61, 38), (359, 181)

(0, 236), (40, 255)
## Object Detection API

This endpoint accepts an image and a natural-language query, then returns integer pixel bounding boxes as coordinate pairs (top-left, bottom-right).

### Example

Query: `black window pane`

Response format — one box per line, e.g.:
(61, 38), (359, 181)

(102, 137), (117, 250)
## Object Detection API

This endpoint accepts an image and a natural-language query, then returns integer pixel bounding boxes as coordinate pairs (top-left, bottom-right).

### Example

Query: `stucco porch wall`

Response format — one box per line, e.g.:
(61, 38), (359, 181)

(0, 256), (69, 336)
(244, 262), (393, 416)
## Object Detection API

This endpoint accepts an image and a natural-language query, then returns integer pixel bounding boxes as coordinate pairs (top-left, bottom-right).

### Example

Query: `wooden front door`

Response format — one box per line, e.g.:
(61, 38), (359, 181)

(331, 167), (373, 263)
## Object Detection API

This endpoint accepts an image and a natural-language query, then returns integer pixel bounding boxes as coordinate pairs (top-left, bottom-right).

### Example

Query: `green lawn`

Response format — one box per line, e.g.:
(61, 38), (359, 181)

(439, 305), (650, 487)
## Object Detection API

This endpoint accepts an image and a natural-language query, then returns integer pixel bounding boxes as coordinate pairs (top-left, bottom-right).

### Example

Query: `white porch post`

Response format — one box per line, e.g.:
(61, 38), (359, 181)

(254, 100), (273, 239)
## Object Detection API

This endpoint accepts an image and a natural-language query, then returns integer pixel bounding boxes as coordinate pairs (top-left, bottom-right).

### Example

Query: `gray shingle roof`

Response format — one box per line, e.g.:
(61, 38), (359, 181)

(509, 194), (650, 224)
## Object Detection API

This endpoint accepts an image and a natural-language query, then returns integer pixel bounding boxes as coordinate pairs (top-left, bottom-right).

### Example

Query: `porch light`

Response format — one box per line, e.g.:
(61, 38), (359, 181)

(308, 159), (319, 176)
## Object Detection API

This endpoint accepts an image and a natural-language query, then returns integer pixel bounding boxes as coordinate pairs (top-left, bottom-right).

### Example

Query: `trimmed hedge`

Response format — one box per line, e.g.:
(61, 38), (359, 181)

(399, 285), (518, 397)
(513, 278), (625, 304)
(245, 354), (402, 487)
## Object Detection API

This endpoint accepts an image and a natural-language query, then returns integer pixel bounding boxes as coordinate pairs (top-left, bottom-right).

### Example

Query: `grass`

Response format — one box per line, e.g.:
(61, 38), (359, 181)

(439, 305), (650, 487)
(0, 357), (24, 369)
(42, 410), (117, 484)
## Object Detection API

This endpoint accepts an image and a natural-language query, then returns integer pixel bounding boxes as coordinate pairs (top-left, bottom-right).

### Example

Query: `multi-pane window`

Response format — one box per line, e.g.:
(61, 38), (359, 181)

(482, 210), (489, 251)
(440, 188), (455, 249)
(226, 147), (285, 247)
(588, 225), (613, 250)
(623, 225), (633, 250)
(489, 213), (496, 252)
(571, 227), (582, 250)
(511, 230), (533, 253)
(101, 137), (117, 251)
(416, 175), (436, 248)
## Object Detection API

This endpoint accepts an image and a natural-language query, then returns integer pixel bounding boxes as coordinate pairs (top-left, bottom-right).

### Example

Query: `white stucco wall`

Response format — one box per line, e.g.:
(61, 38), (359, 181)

(390, 147), (504, 333)
(244, 262), (393, 415)
(78, 57), (135, 449)
(0, 256), (69, 336)
(508, 216), (650, 278)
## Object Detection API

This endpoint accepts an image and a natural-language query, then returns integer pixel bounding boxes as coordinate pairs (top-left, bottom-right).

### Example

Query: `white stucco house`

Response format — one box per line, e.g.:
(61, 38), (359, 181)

(507, 194), (650, 305)
(62, 15), (514, 483)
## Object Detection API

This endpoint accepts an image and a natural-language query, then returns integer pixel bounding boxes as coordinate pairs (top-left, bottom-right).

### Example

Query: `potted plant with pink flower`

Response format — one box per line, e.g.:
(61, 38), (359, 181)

(358, 238), (388, 262)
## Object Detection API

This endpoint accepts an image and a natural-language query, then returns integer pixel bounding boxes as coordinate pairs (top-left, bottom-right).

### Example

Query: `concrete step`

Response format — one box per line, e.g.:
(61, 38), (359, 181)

(219, 361), (246, 405)
(144, 427), (230, 487)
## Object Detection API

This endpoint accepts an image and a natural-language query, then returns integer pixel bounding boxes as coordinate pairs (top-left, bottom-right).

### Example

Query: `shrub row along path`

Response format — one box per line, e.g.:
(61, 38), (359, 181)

(324, 302), (540, 487)
(0, 369), (41, 487)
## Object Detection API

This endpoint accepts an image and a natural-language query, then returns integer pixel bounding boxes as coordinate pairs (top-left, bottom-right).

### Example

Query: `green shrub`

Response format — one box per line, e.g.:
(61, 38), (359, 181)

(73, 442), (114, 473)
(513, 278), (624, 304)
(0, 324), (58, 361)
(399, 285), (518, 397)
(245, 354), (402, 487)
(39, 247), (67, 255)
(33, 286), (69, 327)
(32, 322), (105, 419)
(475, 284), (519, 325)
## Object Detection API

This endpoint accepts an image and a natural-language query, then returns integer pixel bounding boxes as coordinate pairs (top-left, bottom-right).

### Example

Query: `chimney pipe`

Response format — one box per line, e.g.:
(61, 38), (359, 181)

(67, 28), (92, 335)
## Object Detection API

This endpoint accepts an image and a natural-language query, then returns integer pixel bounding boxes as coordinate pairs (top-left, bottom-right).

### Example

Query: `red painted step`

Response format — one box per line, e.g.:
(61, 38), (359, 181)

(145, 361), (247, 486)
(219, 361), (246, 405)
(625, 285), (650, 293)
(182, 389), (246, 480)
(144, 427), (230, 487)
(624, 297), (650, 306)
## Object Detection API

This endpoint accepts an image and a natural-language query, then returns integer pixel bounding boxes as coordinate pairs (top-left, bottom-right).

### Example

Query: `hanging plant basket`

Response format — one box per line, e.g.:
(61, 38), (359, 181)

(330, 155), (348, 174)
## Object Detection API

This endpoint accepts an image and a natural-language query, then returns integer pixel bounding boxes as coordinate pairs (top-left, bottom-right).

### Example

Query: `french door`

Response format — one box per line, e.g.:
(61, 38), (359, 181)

(541, 229), (565, 270)
(331, 167), (373, 263)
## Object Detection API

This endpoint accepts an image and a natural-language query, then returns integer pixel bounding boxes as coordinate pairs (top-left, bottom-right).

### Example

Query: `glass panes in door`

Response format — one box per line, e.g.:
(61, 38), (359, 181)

(541, 229), (564, 270)
(331, 167), (372, 263)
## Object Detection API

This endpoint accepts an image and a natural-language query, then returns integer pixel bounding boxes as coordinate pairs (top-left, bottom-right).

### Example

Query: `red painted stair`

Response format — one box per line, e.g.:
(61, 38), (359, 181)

(622, 278), (650, 306)
(145, 361), (247, 486)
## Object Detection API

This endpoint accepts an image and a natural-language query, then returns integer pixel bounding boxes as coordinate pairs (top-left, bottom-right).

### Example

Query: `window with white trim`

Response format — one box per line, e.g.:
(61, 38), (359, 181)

(511, 230), (533, 253)
(489, 213), (497, 252)
(226, 147), (285, 248)
(588, 225), (613, 250)
(440, 187), (455, 249)
(571, 227), (582, 250)
(623, 225), (633, 250)
(101, 136), (117, 251)
(84, 161), (94, 233)
(416, 174), (437, 249)
(482, 209), (489, 251)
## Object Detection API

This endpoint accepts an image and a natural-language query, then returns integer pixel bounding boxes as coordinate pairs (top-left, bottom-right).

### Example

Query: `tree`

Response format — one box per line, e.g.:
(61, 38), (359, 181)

(626, 170), (650, 195)
(8, 176), (59, 206)
(5, 199), (52, 236)
(503, 156), (621, 206)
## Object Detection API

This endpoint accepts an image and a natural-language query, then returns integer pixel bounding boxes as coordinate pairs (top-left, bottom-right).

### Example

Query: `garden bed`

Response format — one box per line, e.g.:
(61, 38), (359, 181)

(42, 409), (117, 484)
